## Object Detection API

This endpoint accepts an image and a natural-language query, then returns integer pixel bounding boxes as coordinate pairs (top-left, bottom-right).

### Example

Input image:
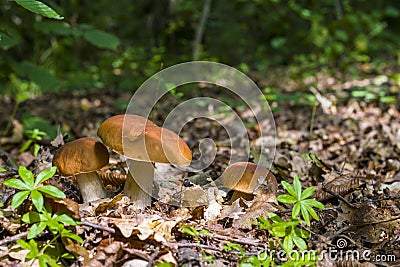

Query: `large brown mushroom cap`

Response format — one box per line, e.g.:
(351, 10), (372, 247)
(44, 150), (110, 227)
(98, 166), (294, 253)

(219, 162), (277, 194)
(97, 114), (192, 166)
(52, 137), (109, 176)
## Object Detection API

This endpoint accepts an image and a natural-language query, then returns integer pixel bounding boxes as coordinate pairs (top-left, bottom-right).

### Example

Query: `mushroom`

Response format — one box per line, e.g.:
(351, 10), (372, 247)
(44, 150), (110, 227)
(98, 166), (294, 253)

(52, 137), (109, 203)
(219, 162), (278, 203)
(97, 114), (192, 209)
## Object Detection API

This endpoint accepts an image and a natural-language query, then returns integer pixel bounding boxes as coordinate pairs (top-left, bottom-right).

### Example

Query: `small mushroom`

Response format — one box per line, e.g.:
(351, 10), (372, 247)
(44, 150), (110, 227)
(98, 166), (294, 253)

(97, 114), (192, 209)
(219, 162), (278, 203)
(52, 137), (109, 203)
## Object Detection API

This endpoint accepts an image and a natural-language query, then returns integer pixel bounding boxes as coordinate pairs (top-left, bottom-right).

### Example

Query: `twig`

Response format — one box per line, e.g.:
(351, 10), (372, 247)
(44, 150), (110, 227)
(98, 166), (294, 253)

(164, 241), (260, 256)
(81, 220), (116, 234)
(0, 231), (28, 246)
(147, 247), (160, 267)
(199, 232), (261, 247)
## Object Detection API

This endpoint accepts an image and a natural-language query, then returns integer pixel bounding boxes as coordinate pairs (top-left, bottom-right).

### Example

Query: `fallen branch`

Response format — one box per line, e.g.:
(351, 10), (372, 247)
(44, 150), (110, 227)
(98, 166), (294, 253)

(0, 231), (28, 246)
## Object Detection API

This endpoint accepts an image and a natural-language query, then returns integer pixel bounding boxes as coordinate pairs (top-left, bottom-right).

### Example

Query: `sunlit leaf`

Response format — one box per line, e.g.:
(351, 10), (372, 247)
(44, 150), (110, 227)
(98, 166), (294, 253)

(15, 0), (63, 20)
(31, 189), (44, 212)
(37, 185), (66, 199)
(11, 191), (30, 209)
(35, 167), (57, 186)
(2, 178), (30, 190)
(18, 166), (34, 188)
(27, 222), (47, 239)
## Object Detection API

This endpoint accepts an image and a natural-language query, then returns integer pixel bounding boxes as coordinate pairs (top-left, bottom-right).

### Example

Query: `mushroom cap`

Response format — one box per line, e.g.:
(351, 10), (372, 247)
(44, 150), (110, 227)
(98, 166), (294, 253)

(97, 114), (192, 166)
(219, 162), (277, 194)
(52, 137), (109, 176)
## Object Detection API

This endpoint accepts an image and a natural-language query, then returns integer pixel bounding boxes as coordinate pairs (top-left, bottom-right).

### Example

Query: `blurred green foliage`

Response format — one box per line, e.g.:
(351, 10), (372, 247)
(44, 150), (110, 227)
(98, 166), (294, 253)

(1, 0), (400, 97)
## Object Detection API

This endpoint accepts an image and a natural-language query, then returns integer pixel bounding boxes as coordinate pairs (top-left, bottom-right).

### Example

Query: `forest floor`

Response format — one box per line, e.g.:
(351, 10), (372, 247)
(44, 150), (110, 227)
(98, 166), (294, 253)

(0, 70), (399, 266)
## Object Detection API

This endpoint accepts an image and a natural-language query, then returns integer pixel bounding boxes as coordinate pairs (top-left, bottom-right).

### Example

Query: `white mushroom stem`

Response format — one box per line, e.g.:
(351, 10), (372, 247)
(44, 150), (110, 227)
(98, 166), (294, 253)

(75, 172), (107, 203)
(124, 160), (154, 209)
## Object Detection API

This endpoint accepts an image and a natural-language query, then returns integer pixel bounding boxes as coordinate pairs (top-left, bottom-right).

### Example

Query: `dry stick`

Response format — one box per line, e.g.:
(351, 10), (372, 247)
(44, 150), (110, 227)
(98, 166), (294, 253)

(147, 247), (160, 267)
(0, 231), (28, 246)
(199, 232), (262, 247)
(81, 220), (116, 234)
(164, 241), (260, 256)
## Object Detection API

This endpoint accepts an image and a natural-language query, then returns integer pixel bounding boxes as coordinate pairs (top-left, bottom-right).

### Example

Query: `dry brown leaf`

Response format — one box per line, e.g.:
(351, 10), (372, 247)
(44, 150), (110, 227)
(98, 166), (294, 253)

(232, 185), (277, 229)
(47, 197), (80, 220)
(87, 241), (149, 267)
(95, 194), (124, 214)
(315, 173), (360, 202)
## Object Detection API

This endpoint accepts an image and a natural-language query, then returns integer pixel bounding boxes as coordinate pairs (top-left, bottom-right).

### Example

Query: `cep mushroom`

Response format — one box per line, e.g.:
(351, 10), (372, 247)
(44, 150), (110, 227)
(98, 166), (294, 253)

(219, 162), (278, 203)
(52, 137), (109, 203)
(97, 114), (192, 209)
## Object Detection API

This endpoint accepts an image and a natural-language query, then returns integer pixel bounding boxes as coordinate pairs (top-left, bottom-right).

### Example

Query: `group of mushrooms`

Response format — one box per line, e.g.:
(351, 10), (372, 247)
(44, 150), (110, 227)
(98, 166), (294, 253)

(52, 114), (277, 209)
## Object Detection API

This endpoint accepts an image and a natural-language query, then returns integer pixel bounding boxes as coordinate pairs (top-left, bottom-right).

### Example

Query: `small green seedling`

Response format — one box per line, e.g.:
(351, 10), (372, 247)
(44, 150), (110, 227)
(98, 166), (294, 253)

(2, 166), (65, 212)
(182, 225), (215, 263)
(19, 128), (47, 156)
(277, 175), (324, 226)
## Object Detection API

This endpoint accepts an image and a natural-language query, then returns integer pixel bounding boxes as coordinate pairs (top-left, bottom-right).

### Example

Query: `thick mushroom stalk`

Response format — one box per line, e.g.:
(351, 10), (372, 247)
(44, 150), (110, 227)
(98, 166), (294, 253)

(75, 172), (107, 203)
(124, 160), (154, 209)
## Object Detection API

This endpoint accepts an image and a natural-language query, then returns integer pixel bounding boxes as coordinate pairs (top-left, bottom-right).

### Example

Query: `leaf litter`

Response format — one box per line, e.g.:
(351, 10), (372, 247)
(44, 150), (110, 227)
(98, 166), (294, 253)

(0, 79), (400, 266)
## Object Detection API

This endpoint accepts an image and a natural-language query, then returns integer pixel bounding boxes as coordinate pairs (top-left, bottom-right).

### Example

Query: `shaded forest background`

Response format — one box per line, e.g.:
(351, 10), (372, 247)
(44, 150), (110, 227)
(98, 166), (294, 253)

(1, 0), (400, 96)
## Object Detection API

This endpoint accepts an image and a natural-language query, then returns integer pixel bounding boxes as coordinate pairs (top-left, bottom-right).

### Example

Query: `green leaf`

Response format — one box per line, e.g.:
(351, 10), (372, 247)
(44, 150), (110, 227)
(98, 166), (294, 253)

(0, 167), (6, 173)
(301, 187), (315, 200)
(292, 234), (307, 250)
(35, 167), (57, 187)
(182, 226), (196, 236)
(301, 205), (311, 226)
(30, 190), (44, 212)
(83, 29), (120, 51)
(22, 211), (41, 224)
(11, 61), (61, 92)
(2, 178), (30, 190)
(18, 166), (35, 188)
(303, 199), (324, 209)
(19, 139), (33, 153)
(0, 25), (22, 50)
(34, 21), (75, 36)
(27, 221), (47, 239)
(292, 202), (301, 218)
(26, 239), (39, 259)
(304, 204), (319, 221)
(277, 194), (297, 204)
(16, 239), (31, 250)
(37, 185), (66, 199)
(61, 230), (83, 243)
(283, 235), (294, 253)
(281, 181), (296, 197)
(32, 144), (40, 157)
(56, 214), (78, 226)
(15, 0), (64, 20)
(11, 191), (30, 209)
(293, 176), (302, 199)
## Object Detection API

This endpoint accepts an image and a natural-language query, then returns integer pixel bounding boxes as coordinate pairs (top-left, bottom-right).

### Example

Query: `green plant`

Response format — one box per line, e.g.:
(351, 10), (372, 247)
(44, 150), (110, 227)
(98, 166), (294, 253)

(17, 205), (82, 266)
(19, 128), (47, 156)
(277, 175), (324, 226)
(2, 166), (65, 212)
(181, 225), (215, 264)
(227, 176), (324, 266)
(2, 166), (82, 266)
